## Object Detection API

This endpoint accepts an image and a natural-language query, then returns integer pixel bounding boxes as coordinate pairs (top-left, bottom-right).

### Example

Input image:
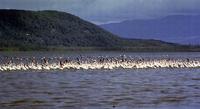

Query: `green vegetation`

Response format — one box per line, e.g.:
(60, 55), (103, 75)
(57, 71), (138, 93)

(0, 9), (200, 51)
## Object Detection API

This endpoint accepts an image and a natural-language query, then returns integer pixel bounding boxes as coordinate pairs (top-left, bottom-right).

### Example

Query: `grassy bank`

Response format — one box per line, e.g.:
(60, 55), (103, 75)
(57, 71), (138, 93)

(1, 46), (200, 52)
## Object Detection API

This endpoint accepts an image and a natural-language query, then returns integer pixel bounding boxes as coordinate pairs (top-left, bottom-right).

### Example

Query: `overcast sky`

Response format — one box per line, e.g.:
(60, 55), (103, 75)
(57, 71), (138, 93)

(0, 0), (200, 24)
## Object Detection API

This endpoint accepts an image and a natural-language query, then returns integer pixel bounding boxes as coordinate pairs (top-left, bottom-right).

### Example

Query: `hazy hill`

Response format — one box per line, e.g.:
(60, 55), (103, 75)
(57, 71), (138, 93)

(0, 9), (198, 51)
(101, 15), (200, 44)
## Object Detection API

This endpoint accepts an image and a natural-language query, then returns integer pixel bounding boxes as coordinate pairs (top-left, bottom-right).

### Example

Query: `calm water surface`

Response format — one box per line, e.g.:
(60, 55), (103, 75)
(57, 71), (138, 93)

(0, 52), (200, 109)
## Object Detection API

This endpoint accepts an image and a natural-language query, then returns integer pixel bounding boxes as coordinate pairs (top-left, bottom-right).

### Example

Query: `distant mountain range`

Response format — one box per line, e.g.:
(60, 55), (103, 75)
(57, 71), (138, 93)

(101, 15), (200, 45)
(0, 9), (199, 51)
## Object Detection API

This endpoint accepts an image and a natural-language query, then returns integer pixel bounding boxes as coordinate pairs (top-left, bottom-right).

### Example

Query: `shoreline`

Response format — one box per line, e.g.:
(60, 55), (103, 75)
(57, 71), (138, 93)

(1, 46), (200, 52)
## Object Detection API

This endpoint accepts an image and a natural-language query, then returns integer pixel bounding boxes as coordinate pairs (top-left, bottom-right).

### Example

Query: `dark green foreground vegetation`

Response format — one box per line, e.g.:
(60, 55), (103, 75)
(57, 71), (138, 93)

(0, 9), (199, 51)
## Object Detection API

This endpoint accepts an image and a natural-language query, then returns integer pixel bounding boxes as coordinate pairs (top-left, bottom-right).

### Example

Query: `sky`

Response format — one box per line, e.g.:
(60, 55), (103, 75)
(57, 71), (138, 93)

(0, 0), (200, 24)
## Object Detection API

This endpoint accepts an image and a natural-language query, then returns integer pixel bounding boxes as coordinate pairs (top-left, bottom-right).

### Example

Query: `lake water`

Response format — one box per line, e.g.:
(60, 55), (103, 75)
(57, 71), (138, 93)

(0, 52), (200, 109)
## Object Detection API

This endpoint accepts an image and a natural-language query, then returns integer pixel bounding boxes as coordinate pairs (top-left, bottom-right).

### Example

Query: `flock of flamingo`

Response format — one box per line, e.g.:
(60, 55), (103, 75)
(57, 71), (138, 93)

(0, 55), (200, 71)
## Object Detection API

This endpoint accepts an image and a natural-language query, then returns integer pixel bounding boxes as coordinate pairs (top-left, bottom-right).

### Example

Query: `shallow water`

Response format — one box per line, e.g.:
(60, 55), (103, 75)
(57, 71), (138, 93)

(0, 52), (200, 109)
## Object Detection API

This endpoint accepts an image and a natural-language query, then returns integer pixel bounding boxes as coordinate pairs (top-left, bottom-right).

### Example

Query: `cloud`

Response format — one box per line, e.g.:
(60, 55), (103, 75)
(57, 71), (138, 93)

(0, 0), (200, 23)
